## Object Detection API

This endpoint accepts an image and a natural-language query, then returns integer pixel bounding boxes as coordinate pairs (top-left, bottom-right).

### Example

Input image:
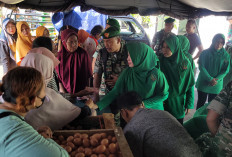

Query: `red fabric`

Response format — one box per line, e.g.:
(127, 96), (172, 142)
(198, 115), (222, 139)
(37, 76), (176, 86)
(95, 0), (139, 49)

(89, 35), (98, 47)
(56, 29), (92, 93)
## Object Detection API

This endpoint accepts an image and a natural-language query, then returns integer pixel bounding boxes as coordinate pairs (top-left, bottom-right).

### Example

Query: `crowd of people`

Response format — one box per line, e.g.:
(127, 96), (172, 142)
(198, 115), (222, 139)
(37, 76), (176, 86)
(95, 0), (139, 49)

(0, 16), (231, 157)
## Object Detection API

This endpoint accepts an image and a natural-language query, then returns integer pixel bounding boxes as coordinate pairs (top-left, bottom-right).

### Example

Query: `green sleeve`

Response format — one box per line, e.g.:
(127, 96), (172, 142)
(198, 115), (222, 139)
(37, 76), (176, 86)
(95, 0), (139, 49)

(199, 52), (213, 81)
(97, 74), (125, 111)
(216, 57), (230, 81)
(185, 86), (195, 109)
(97, 87), (120, 111)
(143, 70), (169, 105)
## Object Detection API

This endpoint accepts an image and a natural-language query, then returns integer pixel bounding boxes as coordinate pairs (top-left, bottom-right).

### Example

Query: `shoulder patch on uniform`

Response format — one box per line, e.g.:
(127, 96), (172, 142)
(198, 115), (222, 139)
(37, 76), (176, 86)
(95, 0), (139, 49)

(150, 74), (156, 81)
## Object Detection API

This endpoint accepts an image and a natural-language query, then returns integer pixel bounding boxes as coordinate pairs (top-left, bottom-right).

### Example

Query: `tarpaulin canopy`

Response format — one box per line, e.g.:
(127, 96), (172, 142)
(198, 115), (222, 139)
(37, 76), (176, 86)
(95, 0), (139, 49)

(0, 0), (232, 19)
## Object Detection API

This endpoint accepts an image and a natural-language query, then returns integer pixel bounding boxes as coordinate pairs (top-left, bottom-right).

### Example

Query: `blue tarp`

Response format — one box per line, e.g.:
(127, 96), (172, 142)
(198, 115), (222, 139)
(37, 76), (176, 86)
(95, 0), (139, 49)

(52, 7), (108, 33)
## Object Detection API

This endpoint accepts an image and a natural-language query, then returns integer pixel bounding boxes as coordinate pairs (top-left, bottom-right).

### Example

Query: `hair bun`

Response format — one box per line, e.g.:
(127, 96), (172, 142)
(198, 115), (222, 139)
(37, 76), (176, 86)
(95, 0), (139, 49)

(16, 96), (31, 113)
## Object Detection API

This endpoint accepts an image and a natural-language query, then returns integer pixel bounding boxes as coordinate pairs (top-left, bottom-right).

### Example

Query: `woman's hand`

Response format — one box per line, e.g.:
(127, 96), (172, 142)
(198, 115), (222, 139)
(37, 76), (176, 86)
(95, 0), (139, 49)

(74, 87), (99, 97)
(85, 99), (98, 109)
(37, 126), (53, 139)
(210, 78), (218, 86)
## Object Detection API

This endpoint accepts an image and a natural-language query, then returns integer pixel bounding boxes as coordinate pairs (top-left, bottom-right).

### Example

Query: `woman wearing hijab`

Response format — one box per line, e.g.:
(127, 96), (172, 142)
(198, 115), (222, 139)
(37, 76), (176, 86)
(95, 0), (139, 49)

(196, 34), (230, 109)
(36, 26), (49, 38)
(21, 53), (85, 130)
(56, 29), (92, 94)
(96, 42), (169, 111)
(177, 35), (195, 70)
(0, 18), (17, 74)
(159, 35), (195, 124)
(16, 21), (33, 65)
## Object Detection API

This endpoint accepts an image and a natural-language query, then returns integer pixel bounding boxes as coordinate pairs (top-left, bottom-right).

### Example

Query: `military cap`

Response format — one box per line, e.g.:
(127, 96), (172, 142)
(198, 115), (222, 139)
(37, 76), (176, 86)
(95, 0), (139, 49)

(164, 17), (175, 23)
(106, 18), (120, 30)
(101, 26), (120, 39)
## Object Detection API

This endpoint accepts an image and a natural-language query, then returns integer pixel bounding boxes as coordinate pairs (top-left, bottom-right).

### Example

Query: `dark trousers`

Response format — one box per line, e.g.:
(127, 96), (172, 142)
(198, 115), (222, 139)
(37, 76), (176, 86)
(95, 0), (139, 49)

(196, 90), (217, 110)
(177, 118), (184, 125)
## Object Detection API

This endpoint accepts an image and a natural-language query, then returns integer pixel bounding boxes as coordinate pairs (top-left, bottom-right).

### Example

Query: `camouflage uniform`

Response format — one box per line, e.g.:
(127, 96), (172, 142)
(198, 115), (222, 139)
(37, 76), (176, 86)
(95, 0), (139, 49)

(94, 40), (128, 95)
(151, 29), (175, 56)
(196, 81), (232, 157)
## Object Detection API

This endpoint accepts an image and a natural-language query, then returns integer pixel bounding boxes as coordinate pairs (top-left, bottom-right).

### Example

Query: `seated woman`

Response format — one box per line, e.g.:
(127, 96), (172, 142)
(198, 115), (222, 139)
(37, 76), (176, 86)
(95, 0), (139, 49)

(15, 21), (33, 65)
(56, 29), (92, 94)
(0, 18), (17, 74)
(159, 35), (195, 125)
(196, 34), (230, 110)
(21, 53), (91, 130)
(36, 26), (50, 38)
(96, 42), (169, 111)
(0, 67), (69, 157)
(196, 81), (232, 157)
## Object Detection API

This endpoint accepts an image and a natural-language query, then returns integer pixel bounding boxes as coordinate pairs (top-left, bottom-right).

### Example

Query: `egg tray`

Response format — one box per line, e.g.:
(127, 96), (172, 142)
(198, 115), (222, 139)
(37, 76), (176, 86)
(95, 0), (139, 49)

(53, 127), (133, 157)
(62, 113), (116, 130)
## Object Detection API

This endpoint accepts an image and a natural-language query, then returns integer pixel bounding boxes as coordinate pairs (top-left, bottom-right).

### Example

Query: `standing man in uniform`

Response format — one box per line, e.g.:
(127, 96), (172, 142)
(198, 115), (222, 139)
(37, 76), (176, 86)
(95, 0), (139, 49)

(185, 20), (203, 60)
(93, 22), (128, 109)
(151, 17), (176, 56)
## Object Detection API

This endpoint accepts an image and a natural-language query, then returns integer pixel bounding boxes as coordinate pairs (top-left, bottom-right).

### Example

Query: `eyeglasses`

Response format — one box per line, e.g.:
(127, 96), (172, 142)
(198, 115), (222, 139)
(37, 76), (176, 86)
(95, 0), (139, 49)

(36, 96), (46, 108)
(67, 41), (78, 46)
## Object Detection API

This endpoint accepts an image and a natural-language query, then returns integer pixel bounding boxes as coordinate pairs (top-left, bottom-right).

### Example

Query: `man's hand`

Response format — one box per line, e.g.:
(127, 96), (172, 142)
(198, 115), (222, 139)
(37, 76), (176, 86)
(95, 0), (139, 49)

(37, 126), (53, 139)
(105, 75), (118, 88)
(185, 108), (190, 115)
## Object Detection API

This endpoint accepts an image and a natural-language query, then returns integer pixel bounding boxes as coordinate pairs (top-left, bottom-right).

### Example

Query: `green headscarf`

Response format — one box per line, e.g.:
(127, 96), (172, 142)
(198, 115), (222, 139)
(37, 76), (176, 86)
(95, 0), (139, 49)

(196, 33), (230, 94)
(160, 35), (194, 97)
(97, 42), (169, 110)
(177, 35), (195, 70)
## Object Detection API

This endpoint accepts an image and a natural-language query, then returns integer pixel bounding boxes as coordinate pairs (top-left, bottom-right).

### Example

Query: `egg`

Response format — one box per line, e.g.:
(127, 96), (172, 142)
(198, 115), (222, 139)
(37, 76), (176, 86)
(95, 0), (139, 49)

(98, 154), (106, 157)
(115, 142), (119, 151)
(96, 145), (106, 154)
(74, 138), (82, 146)
(70, 151), (76, 157)
(61, 141), (67, 145)
(74, 133), (82, 138)
(100, 133), (107, 139)
(75, 152), (85, 157)
(108, 154), (117, 157)
(100, 139), (109, 147)
(104, 148), (110, 156)
(67, 136), (74, 142)
(58, 135), (65, 141)
(85, 148), (92, 156)
(111, 137), (117, 143)
(65, 145), (72, 153)
(90, 138), (99, 147)
(77, 146), (85, 153)
(81, 133), (89, 139)
(83, 139), (90, 147)
(91, 133), (101, 140)
(108, 143), (117, 154)
(107, 135), (112, 142)
(90, 154), (97, 157)
(67, 142), (75, 149)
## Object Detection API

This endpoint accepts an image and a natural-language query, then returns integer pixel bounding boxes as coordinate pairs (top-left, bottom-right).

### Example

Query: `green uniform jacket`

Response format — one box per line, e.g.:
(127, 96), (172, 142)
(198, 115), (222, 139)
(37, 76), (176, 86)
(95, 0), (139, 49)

(196, 47), (230, 94)
(97, 42), (169, 111)
(160, 36), (195, 119)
